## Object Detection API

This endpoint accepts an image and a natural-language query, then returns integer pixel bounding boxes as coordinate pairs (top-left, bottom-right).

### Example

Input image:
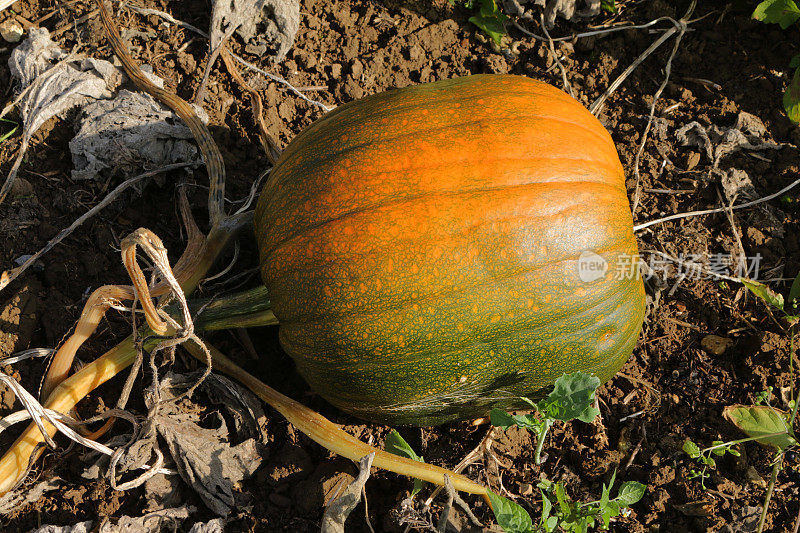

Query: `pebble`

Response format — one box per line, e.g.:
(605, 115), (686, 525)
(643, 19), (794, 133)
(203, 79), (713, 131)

(0, 19), (23, 43)
(701, 334), (734, 356)
(745, 466), (766, 487)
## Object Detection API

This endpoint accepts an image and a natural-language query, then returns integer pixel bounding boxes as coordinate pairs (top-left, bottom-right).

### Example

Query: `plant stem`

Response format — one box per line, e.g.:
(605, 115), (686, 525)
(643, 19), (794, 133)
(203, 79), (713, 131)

(0, 321), (489, 498)
(757, 456), (783, 533)
(184, 285), (277, 331)
(789, 325), (799, 431)
(700, 434), (792, 456)
(0, 215), (248, 493)
(182, 339), (489, 498)
(535, 420), (554, 464)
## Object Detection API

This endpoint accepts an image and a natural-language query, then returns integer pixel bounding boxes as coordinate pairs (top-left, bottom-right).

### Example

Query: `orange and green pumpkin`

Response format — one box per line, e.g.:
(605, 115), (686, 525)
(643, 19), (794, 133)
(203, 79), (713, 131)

(253, 74), (645, 425)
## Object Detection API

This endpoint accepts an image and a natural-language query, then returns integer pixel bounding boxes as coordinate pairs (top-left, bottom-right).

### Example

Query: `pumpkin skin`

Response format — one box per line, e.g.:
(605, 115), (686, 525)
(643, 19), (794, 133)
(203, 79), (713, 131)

(254, 74), (645, 426)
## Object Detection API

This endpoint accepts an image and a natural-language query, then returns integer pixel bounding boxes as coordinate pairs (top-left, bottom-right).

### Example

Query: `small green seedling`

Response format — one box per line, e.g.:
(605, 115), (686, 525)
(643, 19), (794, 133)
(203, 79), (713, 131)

(385, 430), (426, 496)
(781, 194), (800, 212)
(682, 438), (741, 489)
(490, 371), (601, 464)
(486, 470), (645, 532)
(755, 386), (774, 406)
(468, 0), (509, 46)
(539, 470), (645, 532)
(752, 0), (800, 122)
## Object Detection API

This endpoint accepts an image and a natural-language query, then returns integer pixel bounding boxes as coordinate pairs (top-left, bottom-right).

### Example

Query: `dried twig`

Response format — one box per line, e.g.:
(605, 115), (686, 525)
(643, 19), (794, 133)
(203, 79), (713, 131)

(123, 2), (208, 38)
(230, 52), (334, 111)
(628, 4), (696, 216)
(539, 13), (573, 98)
(98, 0), (228, 227)
(193, 23), (238, 107)
(512, 16), (682, 43)
(0, 353), (170, 482)
(220, 47), (281, 163)
(321, 453), (375, 533)
(633, 175), (800, 232)
(443, 474), (482, 527)
(114, 2), (331, 112)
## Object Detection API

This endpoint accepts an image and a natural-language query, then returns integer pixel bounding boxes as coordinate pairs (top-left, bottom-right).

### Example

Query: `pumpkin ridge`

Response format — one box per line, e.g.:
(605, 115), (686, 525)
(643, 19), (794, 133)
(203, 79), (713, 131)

(274, 237), (637, 328)
(264, 113), (616, 189)
(272, 76), (595, 162)
(259, 178), (628, 262)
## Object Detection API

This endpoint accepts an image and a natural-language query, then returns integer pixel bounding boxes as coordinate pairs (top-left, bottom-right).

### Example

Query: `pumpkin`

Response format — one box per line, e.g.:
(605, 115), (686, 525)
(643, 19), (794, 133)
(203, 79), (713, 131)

(254, 74), (645, 426)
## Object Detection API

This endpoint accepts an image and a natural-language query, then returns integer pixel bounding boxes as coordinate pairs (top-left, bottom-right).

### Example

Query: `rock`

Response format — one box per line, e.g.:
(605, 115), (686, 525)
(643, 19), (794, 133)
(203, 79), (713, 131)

(341, 79), (364, 100)
(519, 482), (534, 496)
(701, 335), (733, 356)
(0, 19), (23, 43)
(349, 58), (363, 79)
(745, 466), (766, 487)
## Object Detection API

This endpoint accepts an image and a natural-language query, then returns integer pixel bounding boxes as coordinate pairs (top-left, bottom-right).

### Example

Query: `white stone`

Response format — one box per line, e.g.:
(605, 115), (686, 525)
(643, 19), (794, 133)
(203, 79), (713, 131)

(0, 19), (23, 43)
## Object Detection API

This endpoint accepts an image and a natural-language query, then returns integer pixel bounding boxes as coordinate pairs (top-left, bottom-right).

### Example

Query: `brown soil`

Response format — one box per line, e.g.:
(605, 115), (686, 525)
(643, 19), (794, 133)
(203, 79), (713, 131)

(1, 0), (800, 531)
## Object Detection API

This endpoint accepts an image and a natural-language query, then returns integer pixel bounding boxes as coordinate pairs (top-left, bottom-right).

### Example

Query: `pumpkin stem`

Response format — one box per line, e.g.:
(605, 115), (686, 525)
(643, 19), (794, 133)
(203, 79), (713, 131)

(181, 337), (490, 498)
(182, 286), (278, 331)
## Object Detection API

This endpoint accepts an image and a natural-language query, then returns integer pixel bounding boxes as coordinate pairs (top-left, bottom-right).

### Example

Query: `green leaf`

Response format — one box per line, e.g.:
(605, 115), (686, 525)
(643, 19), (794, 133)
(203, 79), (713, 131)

(554, 482), (572, 517)
(615, 481), (646, 506)
(786, 67), (800, 124)
(541, 489), (553, 530)
(791, 54), (800, 69)
(490, 408), (518, 430)
(723, 405), (798, 450)
(487, 490), (533, 533)
(385, 430), (422, 462)
(539, 372), (601, 423)
(599, 471), (614, 511)
(468, 0), (508, 45)
(742, 278), (785, 311)
(385, 430), (425, 495)
(490, 408), (541, 432)
(683, 439), (701, 458)
(600, 0), (617, 14)
(598, 471), (616, 528)
(0, 119), (17, 144)
(753, 0), (800, 28)
(789, 271), (800, 307)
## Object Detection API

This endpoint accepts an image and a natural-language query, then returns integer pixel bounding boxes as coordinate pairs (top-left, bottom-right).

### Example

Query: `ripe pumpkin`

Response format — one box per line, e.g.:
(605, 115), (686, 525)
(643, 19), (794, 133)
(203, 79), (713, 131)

(254, 74), (645, 426)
